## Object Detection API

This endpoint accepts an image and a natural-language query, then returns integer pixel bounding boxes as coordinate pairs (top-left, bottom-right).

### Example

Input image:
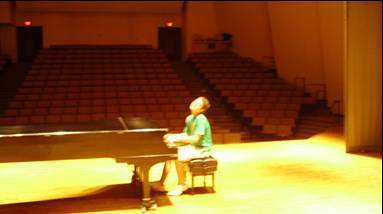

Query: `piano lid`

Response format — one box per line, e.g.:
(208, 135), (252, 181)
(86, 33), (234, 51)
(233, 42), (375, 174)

(0, 117), (166, 137)
(0, 117), (174, 163)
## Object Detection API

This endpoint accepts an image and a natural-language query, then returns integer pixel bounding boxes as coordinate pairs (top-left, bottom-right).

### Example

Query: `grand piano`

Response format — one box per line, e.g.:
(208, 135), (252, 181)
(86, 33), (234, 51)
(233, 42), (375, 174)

(0, 117), (177, 211)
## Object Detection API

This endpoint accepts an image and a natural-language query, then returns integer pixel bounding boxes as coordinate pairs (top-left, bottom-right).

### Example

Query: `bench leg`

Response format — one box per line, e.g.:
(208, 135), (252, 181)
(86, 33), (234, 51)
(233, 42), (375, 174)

(191, 175), (194, 195)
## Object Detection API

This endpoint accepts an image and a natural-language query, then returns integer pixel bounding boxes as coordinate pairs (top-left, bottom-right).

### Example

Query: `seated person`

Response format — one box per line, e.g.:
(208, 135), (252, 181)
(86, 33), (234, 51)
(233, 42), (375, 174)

(152, 96), (213, 196)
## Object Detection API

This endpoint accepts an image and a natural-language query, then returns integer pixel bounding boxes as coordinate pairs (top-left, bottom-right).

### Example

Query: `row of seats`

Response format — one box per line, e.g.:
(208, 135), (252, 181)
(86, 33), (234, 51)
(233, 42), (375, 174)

(188, 52), (238, 60)
(17, 85), (187, 94)
(2, 102), (191, 128)
(40, 49), (163, 53)
(0, 45), (191, 133)
(190, 52), (305, 136)
(221, 89), (304, 97)
(41, 49), (158, 52)
(37, 51), (163, 57)
(40, 46), (158, 52)
(210, 78), (284, 84)
(37, 53), (165, 59)
(245, 109), (299, 119)
(238, 103), (300, 111)
(38, 52), (166, 56)
(3, 107), (189, 119)
(25, 73), (179, 81)
(35, 58), (168, 63)
(4, 103), (188, 115)
(26, 69), (176, 75)
(32, 63), (172, 67)
(260, 120), (296, 136)
(28, 68), (173, 73)
(0, 115), (185, 131)
(215, 83), (294, 90)
(3, 103), (191, 130)
(190, 57), (253, 63)
(204, 72), (275, 79)
(49, 44), (153, 49)
(198, 67), (266, 73)
(229, 96), (305, 104)
(13, 91), (191, 101)
(195, 62), (258, 69)
(7, 97), (191, 110)
(21, 79), (183, 87)
(38, 51), (165, 55)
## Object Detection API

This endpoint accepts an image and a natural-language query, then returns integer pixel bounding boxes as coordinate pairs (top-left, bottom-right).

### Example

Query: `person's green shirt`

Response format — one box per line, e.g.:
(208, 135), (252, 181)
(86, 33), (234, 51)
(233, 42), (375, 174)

(183, 113), (213, 151)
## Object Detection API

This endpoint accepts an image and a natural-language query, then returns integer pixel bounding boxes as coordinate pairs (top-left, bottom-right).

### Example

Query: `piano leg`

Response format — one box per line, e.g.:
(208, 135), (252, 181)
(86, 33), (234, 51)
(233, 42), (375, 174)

(137, 163), (157, 212)
(122, 156), (177, 212)
(131, 166), (141, 196)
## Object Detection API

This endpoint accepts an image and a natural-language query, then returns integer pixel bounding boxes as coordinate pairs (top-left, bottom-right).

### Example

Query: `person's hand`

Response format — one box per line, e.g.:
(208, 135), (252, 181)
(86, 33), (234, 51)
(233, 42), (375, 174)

(163, 134), (178, 148)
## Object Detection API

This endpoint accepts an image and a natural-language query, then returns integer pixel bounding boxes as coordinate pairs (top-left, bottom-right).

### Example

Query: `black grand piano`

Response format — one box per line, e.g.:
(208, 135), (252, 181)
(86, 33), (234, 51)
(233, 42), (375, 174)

(0, 117), (177, 211)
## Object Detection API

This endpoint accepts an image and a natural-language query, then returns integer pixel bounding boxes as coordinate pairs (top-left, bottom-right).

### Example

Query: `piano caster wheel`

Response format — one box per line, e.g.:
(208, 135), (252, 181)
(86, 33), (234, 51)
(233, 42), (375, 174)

(140, 199), (157, 213)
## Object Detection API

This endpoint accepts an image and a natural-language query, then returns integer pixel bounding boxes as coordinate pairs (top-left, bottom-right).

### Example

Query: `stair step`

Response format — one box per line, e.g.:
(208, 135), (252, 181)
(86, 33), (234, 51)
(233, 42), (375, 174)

(213, 132), (242, 144)
(171, 61), (253, 141)
(294, 134), (314, 139)
(302, 115), (336, 120)
(295, 127), (325, 133)
(298, 120), (333, 127)
(294, 101), (341, 138)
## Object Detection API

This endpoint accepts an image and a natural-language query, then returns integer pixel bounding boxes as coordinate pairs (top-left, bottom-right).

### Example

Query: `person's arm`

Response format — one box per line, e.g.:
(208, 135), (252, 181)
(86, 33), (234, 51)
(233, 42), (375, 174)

(163, 133), (201, 147)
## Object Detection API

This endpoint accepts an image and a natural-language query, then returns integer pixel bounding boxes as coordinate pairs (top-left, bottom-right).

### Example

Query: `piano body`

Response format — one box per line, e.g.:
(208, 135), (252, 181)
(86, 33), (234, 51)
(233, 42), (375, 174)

(0, 117), (177, 211)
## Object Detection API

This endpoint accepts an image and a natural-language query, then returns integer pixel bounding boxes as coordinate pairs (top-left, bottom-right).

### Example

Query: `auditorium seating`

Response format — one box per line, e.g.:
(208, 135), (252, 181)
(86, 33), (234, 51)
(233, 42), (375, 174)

(189, 52), (314, 137)
(0, 45), (193, 132)
(0, 46), (316, 139)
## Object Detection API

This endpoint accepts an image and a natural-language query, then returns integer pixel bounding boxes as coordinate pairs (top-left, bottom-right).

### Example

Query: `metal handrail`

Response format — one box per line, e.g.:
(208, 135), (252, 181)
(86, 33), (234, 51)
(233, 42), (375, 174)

(294, 77), (306, 91)
(262, 56), (275, 69)
(330, 100), (343, 116)
(306, 83), (327, 100)
(293, 77), (327, 100)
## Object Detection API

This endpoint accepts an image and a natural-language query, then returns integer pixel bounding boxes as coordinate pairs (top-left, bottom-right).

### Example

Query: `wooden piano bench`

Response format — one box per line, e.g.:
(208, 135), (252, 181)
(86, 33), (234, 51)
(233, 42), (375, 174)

(187, 156), (218, 195)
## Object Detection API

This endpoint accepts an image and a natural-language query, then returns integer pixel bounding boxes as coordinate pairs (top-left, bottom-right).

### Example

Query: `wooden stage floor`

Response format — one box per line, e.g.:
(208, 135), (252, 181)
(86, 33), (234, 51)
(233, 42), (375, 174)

(0, 126), (381, 214)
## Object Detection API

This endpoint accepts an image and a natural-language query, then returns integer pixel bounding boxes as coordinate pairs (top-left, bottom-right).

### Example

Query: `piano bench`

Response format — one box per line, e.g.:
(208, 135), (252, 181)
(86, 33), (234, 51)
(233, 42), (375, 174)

(187, 156), (218, 195)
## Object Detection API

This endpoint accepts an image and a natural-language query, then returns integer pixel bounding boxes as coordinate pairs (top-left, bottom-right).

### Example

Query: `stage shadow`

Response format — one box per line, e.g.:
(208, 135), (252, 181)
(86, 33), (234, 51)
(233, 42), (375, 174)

(351, 151), (382, 159)
(0, 183), (173, 213)
(183, 187), (216, 195)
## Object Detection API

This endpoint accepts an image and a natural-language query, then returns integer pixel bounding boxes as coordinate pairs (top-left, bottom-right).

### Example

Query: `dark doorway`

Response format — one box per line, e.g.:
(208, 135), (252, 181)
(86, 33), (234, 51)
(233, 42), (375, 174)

(17, 26), (43, 62)
(158, 27), (181, 61)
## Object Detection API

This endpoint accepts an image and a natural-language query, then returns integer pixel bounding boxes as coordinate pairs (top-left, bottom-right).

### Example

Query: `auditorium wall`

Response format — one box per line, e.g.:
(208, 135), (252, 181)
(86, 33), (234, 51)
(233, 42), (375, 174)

(0, 1), (12, 24)
(0, 26), (17, 62)
(268, 2), (325, 90)
(0, 1), (17, 62)
(214, 1), (274, 63)
(183, 1), (219, 60)
(267, 2), (345, 114)
(317, 2), (345, 114)
(14, 11), (182, 48)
